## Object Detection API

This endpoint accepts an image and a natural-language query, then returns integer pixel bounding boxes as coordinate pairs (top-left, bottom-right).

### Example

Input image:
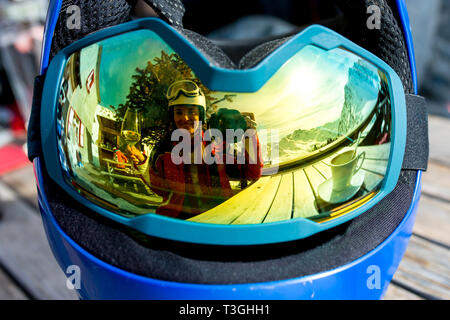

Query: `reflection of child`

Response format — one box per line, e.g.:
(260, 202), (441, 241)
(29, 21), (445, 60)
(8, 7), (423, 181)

(113, 148), (128, 169)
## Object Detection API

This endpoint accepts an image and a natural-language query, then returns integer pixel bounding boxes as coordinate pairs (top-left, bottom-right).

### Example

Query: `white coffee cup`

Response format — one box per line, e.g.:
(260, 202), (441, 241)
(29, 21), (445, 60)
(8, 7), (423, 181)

(330, 150), (365, 192)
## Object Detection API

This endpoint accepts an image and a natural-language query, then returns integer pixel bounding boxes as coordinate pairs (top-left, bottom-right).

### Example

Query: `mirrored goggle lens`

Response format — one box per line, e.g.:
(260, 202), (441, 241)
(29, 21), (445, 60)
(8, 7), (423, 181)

(56, 29), (392, 225)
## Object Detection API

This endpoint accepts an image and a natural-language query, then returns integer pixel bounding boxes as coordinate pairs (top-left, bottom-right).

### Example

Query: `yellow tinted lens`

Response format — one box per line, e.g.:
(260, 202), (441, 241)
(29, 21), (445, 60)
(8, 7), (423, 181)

(57, 30), (392, 225)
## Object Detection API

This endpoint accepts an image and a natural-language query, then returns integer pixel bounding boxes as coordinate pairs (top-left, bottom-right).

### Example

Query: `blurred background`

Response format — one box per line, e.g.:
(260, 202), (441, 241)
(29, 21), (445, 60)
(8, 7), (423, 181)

(0, 0), (448, 300)
(407, 0), (450, 117)
(0, 0), (47, 173)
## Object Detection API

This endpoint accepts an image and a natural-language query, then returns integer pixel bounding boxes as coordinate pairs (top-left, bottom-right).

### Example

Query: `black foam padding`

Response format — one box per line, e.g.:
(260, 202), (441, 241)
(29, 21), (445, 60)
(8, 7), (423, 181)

(42, 165), (417, 284)
(238, 36), (292, 69)
(50, 1), (235, 70)
(175, 28), (237, 69)
(50, 0), (133, 60)
(142, 0), (185, 27)
(403, 94), (429, 171)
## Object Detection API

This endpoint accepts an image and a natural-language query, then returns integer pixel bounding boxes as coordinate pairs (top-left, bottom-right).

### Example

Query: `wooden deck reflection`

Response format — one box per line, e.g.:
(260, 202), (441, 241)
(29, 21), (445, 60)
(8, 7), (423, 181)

(188, 143), (390, 224)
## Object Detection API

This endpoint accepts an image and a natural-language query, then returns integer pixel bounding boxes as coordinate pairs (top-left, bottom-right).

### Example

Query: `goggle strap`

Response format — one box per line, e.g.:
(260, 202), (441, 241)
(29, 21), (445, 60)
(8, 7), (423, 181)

(27, 74), (46, 162)
(403, 94), (429, 171)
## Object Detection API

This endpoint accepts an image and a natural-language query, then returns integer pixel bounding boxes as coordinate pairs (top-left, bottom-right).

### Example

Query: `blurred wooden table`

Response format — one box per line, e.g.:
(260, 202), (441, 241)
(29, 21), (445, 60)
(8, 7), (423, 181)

(0, 115), (448, 300)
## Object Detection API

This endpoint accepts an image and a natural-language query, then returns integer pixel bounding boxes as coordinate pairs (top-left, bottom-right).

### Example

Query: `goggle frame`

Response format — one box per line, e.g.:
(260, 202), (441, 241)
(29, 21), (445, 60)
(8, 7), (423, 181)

(38, 18), (407, 245)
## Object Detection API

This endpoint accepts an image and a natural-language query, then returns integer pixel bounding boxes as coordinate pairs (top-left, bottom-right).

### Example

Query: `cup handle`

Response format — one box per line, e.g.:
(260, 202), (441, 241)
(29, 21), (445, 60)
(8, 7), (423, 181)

(353, 151), (365, 174)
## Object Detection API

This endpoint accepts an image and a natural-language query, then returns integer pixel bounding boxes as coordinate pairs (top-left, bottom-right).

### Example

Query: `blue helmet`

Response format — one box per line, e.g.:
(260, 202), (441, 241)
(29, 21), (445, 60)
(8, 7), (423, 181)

(30, 0), (428, 299)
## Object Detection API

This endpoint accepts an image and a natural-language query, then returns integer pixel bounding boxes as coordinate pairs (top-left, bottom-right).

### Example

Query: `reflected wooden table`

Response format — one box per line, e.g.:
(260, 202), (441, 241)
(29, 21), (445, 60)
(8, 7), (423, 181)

(189, 143), (389, 224)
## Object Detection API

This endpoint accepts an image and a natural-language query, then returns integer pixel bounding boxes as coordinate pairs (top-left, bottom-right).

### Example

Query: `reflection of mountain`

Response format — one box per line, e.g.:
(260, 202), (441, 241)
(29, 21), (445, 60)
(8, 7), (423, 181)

(277, 60), (379, 162)
(279, 119), (340, 160)
(339, 60), (379, 134)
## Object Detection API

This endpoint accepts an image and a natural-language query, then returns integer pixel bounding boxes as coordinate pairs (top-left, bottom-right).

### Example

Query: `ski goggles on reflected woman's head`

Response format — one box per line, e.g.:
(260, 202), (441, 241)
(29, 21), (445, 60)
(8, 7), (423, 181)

(28, 18), (428, 245)
(166, 80), (202, 100)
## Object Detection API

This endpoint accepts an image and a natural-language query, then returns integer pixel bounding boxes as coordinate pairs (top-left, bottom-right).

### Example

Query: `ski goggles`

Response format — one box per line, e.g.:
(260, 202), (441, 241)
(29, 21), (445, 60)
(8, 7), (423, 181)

(34, 18), (416, 245)
(166, 80), (203, 100)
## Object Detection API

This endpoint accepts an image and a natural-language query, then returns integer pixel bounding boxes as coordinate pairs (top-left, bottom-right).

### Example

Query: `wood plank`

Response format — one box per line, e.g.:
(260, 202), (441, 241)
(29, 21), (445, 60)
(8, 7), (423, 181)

(383, 283), (424, 300)
(229, 176), (282, 225)
(303, 165), (327, 194)
(0, 164), (38, 209)
(0, 180), (78, 300)
(303, 165), (326, 212)
(391, 235), (450, 299)
(292, 169), (319, 218)
(312, 161), (331, 180)
(414, 195), (450, 246)
(356, 143), (390, 160)
(0, 267), (29, 300)
(428, 115), (450, 166)
(263, 173), (293, 223)
(421, 160), (450, 202)
(361, 159), (388, 176)
(188, 176), (277, 224)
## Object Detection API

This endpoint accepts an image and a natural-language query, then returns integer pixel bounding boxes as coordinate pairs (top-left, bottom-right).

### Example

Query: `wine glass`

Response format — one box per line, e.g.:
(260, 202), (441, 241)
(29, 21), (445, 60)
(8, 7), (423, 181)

(121, 107), (141, 147)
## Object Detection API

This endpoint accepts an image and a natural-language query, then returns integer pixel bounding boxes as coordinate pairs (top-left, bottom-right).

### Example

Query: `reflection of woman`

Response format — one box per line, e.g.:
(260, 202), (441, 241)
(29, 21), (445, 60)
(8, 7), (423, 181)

(128, 80), (263, 219)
